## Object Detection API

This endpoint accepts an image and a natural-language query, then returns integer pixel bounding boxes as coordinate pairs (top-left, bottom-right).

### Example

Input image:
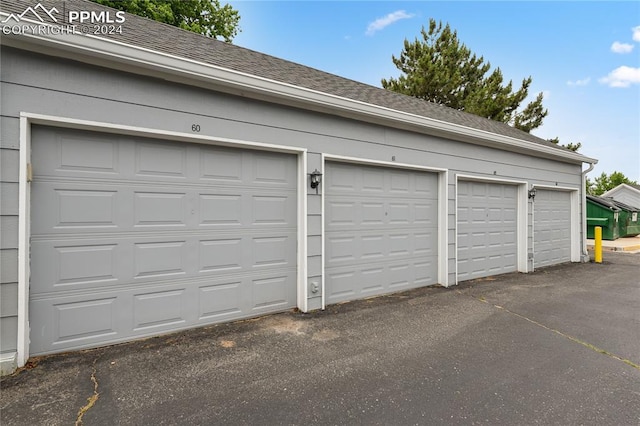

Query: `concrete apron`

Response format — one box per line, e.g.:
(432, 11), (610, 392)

(587, 234), (640, 253)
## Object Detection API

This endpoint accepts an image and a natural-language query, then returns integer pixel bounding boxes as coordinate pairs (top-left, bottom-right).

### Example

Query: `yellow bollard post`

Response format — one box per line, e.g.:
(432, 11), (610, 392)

(594, 226), (602, 263)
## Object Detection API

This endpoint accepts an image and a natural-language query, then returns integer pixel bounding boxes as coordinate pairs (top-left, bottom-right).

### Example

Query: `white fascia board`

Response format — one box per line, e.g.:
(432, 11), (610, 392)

(1, 21), (598, 165)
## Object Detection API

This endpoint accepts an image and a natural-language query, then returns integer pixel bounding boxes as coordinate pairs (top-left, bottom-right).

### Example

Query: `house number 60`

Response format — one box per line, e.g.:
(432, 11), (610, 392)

(191, 124), (201, 132)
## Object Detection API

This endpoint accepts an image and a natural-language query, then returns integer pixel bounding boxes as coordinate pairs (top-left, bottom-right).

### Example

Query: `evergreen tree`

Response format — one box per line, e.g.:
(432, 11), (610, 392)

(548, 137), (582, 152)
(382, 19), (548, 132)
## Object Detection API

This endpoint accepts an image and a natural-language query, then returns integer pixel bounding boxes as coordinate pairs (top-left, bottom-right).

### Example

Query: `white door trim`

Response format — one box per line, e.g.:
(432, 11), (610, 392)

(17, 112), (308, 367)
(455, 174), (529, 284)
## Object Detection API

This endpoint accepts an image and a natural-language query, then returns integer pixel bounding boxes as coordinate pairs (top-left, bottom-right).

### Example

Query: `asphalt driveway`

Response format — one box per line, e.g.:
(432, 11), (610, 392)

(1, 252), (639, 425)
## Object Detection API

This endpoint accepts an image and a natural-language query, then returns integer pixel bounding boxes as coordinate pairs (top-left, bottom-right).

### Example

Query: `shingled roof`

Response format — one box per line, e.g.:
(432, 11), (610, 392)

(1, 0), (580, 155)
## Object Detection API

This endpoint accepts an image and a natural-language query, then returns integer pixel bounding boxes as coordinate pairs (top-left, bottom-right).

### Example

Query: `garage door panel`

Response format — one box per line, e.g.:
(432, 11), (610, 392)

(327, 199), (436, 229)
(32, 183), (296, 234)
(326, 230), (435, 267)
(388, 202), (411, 224)
(31, 228), (296, 295)
(326, 257), (436, 304)
(134, 241), (186, 279)
(198, 193), (242, 226)
(30, 126), (297, 355)
(200, 148), (243, 181)
(251, 275), (291, 309)
(135, 142), (188, 178)
(31, 183), (119, 233)
(326, 201), (358, 227)
(534, 189), (572, 268)
(414, 232), (436, 256)
(326, 234), (360, 264)
(457, 181), (518, 281)
(325, 162), (438, 304)
(132, 288), (187, 331)
(326, 164), (360, 192)
(362, 202), (385, 225)
(30, 269), (298, 355)
(198, 281), (243, 320)
(30, 295), (120, 353)
(32, 127), (297, 185)
(252, 235), (296, 268)
(31, 128), (120, 176)
(389, 233), (411, 256)
(134, 191), (187, 226)
(361, 168), (385, 190)
(30, 240), (120, 292)
(252, 195), (295, 225)
(415, 203), (438, 224)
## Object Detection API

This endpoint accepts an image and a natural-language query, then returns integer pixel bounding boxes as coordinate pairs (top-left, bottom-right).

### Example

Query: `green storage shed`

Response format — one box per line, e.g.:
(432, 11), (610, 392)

(586, 195), (621, 240)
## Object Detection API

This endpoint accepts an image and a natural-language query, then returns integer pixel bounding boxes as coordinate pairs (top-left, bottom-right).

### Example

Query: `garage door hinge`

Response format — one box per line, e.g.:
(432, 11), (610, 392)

(26, 163), (33, 182)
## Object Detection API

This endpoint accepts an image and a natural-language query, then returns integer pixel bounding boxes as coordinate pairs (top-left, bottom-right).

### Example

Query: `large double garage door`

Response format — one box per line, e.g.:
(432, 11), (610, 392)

(324, 162), (439, 304)
(29, 127), (298, 355)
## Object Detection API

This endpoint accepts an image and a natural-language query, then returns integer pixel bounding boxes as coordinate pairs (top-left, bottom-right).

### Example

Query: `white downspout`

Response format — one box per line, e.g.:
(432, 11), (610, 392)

(581, 162), (596, 262)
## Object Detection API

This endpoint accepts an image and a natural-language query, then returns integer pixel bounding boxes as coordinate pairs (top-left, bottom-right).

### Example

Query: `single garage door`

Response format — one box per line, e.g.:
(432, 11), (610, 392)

(324, 162), (438, 304)
(457, 180), (518, 281)
(534, 189), (572, 268)
(29, 126), (298, 355)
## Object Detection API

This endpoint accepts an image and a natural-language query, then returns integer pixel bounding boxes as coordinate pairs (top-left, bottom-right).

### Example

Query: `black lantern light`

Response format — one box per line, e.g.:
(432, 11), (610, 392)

(528, 187), (537, 200)
(309, 169), (322, 194)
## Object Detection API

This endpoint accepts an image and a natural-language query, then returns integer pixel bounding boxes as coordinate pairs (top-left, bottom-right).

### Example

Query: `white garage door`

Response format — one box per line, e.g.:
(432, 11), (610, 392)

(324, 162), (439, 304)
(534, 189), (572, 268)
(29, 126), (298, 355)
(457, 180), (518, 281)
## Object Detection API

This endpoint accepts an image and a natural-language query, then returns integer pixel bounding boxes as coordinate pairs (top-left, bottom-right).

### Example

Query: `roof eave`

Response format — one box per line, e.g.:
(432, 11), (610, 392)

(0, 24), (597, 165)
(602, 183), (640, 197)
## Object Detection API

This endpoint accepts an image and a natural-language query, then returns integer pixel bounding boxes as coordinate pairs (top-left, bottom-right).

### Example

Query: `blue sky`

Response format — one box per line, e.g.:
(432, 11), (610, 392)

(227, 1), (640, 181)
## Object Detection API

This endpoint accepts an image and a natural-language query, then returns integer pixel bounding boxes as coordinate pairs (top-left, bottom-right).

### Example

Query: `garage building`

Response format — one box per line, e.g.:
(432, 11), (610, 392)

(0, 0), (596, 373)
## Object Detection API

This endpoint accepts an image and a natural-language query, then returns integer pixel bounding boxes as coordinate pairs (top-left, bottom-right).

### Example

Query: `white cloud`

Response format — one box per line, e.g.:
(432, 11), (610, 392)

(567, 77), (591, 87)
(599, 66), (640, 88)
(633, 25), (640, 42)
(366, 10), (414, 36)
(611, 41), (634, 54)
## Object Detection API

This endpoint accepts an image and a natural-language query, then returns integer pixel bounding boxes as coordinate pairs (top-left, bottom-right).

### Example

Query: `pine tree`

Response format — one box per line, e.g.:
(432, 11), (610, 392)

(382, 19), (548, 133)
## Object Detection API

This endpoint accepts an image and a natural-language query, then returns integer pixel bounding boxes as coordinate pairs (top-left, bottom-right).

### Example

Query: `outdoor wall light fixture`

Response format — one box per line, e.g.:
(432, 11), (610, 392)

(309, 169), (322, 194)
(528, 187), (537, 200)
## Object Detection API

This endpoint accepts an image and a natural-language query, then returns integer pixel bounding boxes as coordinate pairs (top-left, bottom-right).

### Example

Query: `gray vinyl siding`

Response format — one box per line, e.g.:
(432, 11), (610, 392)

(307, 152), (322, 310)
(0, 112), (20, 353)
(0, 45), (585, 358)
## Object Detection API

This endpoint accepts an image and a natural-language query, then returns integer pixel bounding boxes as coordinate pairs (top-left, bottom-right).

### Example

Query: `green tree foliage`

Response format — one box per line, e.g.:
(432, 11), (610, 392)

(382, 19), (548, 133)
(587, 171), (638, 196)
(91, 0), (241, 42)
(547, 137), (582, 152)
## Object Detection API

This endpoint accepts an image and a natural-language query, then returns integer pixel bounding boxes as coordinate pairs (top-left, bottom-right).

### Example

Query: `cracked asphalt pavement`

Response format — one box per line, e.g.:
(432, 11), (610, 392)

(1, 251), (639, 425)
